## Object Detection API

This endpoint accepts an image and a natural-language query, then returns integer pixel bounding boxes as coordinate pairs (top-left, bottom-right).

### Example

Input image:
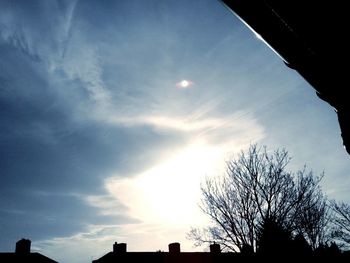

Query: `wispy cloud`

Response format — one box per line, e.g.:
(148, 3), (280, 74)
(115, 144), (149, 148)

(4, 2), (349, 263)
(0, 0), (110, 113)
(34, 222), (206, 263)
(0, 0), (78, 60)
(104, 109), (265, 148)
(60, 39), (111, 106)
(67, 106), (265, 262)
(82, 194), (130, 217)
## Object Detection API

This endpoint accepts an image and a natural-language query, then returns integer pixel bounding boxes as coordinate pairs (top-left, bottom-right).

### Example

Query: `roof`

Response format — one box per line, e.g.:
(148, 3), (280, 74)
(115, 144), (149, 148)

(92, 241), (350, 263)
(221, 0), (350, 154)
(93, 251), (250, 263)
(0, 252), (58, 263)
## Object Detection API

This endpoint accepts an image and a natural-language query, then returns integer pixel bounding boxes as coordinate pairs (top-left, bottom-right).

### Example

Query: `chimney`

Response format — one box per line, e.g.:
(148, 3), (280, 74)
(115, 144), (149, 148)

(113, 242), (127, 253)
(15, 239), (31, 254)
(168, 242), (180, 254)
(210, 243), (221, 254)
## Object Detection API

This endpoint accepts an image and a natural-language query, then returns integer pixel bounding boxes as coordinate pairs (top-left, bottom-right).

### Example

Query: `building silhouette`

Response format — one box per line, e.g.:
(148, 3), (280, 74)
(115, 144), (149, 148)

(0, 239), (58, 263)
(93, 241), (350, 263)
(92, 242), (251, 263)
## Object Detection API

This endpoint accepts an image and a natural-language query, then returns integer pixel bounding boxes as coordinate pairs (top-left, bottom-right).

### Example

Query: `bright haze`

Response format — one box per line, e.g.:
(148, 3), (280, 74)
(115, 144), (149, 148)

(0, 1), (349, 263)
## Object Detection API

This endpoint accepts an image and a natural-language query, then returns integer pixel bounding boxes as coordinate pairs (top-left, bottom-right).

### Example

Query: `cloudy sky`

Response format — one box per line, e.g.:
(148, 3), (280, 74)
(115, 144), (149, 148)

(0, 1), (349, 262)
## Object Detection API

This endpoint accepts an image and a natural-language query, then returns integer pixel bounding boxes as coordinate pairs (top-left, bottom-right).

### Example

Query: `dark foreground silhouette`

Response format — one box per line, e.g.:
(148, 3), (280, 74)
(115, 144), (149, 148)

(221, 0), (350, 154)
(0, 239), (57, 263)
(93, 241), (350, 263)
(2, 238), (350, 263)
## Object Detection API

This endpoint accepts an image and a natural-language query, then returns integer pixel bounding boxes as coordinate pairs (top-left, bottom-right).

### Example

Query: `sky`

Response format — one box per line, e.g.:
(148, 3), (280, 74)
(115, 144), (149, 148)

(0, 0), (349, 262)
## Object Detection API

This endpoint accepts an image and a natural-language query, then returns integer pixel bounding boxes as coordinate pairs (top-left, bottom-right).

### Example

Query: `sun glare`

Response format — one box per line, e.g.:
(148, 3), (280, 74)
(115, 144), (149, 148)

(180, 80), (189, 87)
(107, 141), (225, 225)
(176, 79), (193, 89)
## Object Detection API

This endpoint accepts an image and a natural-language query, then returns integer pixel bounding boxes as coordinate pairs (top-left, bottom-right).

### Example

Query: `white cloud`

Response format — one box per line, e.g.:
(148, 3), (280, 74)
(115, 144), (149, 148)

(59, 30), (111, 106)
(33, 225), (121, 263)
(61, 113), (263, 259)
(0, 0), (78, 60)
(82, 194), (128, 217)
(43, 108), (264, 263)
(104, 108), (264, 140)
(77, 98), (265, 238)
(34, 222), (206, 263)
(0, 0), (110, 113)
(3, 2), (350, 263)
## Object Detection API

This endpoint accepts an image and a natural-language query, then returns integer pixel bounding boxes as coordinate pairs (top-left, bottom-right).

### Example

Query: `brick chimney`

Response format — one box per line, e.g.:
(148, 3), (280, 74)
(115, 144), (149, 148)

(210, 243), (221, 254)
(168, 242), (180, 254)
(113, 242), (127, 253)
(15, 239), (31, 254)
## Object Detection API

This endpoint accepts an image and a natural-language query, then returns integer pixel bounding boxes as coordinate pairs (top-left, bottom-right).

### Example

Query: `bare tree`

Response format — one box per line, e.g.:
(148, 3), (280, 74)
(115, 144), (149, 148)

(329, 200), (350, 249)
(293, 171), (330, 249)
(188, 144), (328, 252)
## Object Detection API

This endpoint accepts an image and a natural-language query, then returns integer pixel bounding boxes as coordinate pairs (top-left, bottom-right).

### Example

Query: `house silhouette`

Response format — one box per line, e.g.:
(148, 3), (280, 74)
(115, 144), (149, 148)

(0, 239), (58, 263)
(92, 241), (350, 263)
(92, 242), (251, 263)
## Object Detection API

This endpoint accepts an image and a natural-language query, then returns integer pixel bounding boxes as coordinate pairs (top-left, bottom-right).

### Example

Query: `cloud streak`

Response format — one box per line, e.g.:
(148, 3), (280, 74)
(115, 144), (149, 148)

(2, 1), (350, 263)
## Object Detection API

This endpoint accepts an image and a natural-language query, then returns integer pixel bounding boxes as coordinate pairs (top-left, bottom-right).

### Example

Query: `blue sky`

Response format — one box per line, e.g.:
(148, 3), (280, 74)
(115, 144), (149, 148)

(0, 1), (349, 262)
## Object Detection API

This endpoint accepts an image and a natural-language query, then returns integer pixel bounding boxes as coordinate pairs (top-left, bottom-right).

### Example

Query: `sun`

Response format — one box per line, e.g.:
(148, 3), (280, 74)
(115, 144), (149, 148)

(180, 80), (189, 88)
(176, 79), (193, 89)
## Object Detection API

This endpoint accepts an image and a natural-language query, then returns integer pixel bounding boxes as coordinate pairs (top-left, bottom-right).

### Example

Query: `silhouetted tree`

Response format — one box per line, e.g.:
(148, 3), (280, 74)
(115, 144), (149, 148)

(314, 241), (341, 257)
(293, 171), (330, 249)
(328, 241), (341, 255)
(256, 218), (292, 255)
(188, 144), (328, 252)
(330, 200), (350, 249)
(292, 233), (312, 255)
